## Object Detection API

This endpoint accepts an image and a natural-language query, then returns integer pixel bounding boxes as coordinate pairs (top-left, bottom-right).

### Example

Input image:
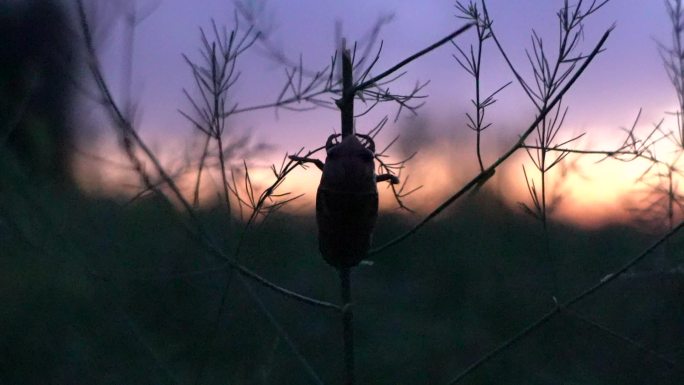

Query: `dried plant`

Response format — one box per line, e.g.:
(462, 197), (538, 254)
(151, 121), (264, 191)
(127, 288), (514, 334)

(439, 2), (684, 383)
(502, 0), (610, 294)
(453, 1), (510, 172)
(505, 0), (610, 228)
(59, 0), (684, 384)
(287, 27), (474, 384)
(179, 17), (260, 214)
(660, 0), (684, 147)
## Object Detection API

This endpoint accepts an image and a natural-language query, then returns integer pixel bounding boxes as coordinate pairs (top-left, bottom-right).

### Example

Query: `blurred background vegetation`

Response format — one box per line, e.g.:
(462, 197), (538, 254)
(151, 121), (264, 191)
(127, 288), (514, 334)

(1, 1), (683, 385)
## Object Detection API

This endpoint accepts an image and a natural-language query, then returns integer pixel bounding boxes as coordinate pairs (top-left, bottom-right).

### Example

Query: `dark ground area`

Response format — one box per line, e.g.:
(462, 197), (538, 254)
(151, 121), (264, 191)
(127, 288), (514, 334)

(1, 1), (683, 384)
(1, 174), (682, 384)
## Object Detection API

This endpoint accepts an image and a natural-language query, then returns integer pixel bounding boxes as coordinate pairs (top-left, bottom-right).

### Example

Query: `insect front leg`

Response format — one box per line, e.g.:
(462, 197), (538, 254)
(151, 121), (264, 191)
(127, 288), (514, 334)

(376, 174), (400, 184)
(289, 155), (325, 171)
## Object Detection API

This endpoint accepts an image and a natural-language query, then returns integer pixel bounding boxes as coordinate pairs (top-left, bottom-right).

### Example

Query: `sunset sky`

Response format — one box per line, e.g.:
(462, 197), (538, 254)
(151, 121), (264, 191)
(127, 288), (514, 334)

(77, 0), (683, 228)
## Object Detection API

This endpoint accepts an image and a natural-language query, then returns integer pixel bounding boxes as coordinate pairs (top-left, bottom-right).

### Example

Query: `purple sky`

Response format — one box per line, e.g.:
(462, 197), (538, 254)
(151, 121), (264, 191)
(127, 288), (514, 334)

(93, 0), (672, 147)
(81, 0), (680, 224)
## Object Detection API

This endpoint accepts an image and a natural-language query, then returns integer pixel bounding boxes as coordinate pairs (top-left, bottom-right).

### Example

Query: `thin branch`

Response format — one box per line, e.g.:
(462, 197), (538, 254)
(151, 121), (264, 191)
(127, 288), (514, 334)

(355, 24), (474, 91)
(239, 274), (327, 385)
(75, 0), (340, 312)
(370, 27), (613, 256)
(445, 220), (684, 384)
(0, 76), (36, 146)
(340, 268), (354, 385)
(562, 307), (676, 368)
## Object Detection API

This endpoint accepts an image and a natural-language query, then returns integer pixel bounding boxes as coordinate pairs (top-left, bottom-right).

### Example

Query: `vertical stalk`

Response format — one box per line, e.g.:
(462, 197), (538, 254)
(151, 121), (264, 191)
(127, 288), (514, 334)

(340, 268), (354, 385)
(121, 3), (136, 120)
(216, 133), (233, 216)
(675, 0), (684, 145)
(339, 43), (355, 138)
(211, 42), (233, 217)
(668, 168), (675, 232)
(337, 41), (356, 385)
(666, 168), (675, 261)
(474, 22), (485, 172)
(192, 134), (212, 207)
(540, 118), (559, 297)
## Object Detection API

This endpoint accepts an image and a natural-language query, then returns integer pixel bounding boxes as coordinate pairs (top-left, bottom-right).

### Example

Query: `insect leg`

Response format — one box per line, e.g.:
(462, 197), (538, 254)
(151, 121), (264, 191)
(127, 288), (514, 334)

(289, 155), (325, 171)
(376, 174), (399, 184)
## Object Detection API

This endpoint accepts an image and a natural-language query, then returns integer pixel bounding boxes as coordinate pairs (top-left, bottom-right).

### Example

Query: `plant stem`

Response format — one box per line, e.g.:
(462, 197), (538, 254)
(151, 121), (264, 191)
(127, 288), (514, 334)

(369, 25), (613, 257)
(474, 20), (485, 172)
(216, 132), (233, 216)
(192, 133), (212, 207)
(339, 42), (354, 138)
(340, 267), (354, 385)
(354, 24), (473, 92)
(336, 36), (356, 385)
(446, 220), (684, 384)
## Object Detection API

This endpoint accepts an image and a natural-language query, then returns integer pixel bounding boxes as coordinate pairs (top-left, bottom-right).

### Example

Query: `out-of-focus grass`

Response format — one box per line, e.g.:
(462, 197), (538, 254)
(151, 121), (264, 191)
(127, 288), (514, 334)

(1, 163), (682, 384)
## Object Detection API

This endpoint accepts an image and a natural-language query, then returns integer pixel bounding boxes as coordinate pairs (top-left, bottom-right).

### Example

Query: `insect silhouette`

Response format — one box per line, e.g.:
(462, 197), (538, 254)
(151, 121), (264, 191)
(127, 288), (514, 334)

(290, 132), (399, 268)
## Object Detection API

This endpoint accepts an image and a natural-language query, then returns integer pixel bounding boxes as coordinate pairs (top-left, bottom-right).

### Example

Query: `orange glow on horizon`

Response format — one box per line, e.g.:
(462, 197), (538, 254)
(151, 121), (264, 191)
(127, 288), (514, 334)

(73, 126), (684, 231)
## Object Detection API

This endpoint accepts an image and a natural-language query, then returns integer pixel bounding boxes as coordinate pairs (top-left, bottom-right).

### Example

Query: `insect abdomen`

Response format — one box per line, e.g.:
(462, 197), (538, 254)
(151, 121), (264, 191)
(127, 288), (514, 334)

(316, 187), (378, 268)
(315, 134), (378, 268)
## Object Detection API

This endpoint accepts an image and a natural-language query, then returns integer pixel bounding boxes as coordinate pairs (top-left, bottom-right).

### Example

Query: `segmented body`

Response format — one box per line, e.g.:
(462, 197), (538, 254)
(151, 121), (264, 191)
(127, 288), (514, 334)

(316, 135), (378, 268)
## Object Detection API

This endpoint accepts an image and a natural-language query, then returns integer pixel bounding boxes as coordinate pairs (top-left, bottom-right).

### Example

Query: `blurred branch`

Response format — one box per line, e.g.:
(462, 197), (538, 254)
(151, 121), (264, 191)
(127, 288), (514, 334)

(192, 150), (327, 385)
(69, 144), (136, 171)
(120, 311), (183, 385)
(77, 3), (338, 382)
(445, 219), (684, 384)
(0, 175), (183, 385)
(238, 274), (326, 385)
(192, 134), (212, 208)
(75, 0), (340, 312)
(634, 0), (684, 235)
(658, 0), (684, 147)
(562, 307), (676, 368)
(340, 268), (354, 385)
(0, 74), (36, 147)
